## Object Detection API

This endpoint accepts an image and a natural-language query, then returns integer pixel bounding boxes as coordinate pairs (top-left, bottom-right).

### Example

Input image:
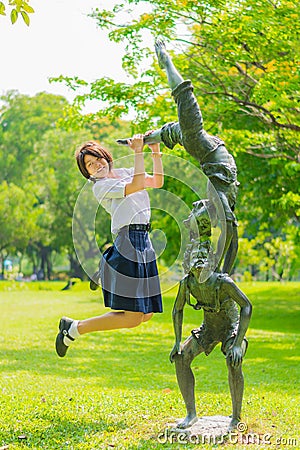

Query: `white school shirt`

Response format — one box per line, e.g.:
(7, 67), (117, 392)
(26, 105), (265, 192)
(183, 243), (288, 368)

(93, 167), (151, 234)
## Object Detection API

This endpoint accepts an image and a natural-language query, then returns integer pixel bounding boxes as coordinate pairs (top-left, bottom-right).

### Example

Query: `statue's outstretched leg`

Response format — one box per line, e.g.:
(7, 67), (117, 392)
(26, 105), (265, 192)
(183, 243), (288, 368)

(117, 41), (205, 155)
(226, 356), (244, 431)
(154, 40), (184, 90)
(154, 42), (239, 274)
(173, 335), (204, 429)
(116, 41), (186, 148)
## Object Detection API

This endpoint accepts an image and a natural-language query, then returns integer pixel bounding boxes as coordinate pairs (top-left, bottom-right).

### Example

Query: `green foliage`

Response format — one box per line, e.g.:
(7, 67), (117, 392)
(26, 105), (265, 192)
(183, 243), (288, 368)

(0, 181), (39, 255)
(51, 0), (299, 278)
(0, 282), (299, 448)
(59, 0), (299, 132)
(2, 0), (300, 279)
(0, 91), (75, 277)
(0, 91), (68, 185)
(236, 223), (299, 281)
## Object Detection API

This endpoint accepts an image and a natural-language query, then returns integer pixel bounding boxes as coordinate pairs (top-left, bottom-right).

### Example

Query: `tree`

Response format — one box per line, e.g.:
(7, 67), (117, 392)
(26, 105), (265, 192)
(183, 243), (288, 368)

(0, 91), (69, 278)
(236, 223), (299, 281)
(0, 181), (39, 276)
(0, 91), (72, 278)
(52, 0), (300, 278)
(0, 91), (69, 185)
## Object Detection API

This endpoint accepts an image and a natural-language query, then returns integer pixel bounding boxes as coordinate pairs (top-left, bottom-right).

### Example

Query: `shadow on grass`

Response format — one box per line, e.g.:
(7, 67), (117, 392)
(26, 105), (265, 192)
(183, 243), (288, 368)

(1, 328), (299, 394)
(4, 414), (128, 449)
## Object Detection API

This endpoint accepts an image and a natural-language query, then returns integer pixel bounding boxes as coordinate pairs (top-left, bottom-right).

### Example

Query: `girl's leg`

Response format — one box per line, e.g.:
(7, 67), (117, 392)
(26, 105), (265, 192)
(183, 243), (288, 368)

(142, 313), (154, 322)
(78, 311), (153, 334)
(55, 312), (153, 357)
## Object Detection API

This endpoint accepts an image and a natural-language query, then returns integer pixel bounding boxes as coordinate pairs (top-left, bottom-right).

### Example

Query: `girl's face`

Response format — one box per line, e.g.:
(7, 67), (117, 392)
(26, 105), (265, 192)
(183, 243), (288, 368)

(84, 154), (109, 178)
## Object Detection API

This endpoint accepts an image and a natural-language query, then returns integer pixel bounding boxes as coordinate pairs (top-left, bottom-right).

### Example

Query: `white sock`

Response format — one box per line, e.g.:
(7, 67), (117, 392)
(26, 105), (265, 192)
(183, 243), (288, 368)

(63, 320), (80, 346)
(69, 320), (80, 339)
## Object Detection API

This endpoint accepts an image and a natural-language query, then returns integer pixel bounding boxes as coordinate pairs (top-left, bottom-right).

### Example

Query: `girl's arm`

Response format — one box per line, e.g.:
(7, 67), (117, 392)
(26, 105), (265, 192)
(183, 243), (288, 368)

(125, 134), (146, 195)
(145, 135), (164, 188)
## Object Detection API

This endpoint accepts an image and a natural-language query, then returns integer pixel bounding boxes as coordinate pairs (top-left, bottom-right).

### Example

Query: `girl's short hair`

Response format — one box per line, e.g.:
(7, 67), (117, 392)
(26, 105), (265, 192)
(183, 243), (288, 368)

(75, 141), (113, 179)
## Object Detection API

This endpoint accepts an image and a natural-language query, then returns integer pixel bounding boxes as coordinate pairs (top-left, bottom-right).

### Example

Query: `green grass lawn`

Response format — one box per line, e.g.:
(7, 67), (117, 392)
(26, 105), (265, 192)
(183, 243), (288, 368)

(0, 281), (299, 449)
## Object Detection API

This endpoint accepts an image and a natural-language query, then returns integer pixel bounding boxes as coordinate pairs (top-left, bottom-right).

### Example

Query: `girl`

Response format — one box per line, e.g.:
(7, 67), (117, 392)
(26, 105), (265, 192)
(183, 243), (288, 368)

(55, 134), (164, 357)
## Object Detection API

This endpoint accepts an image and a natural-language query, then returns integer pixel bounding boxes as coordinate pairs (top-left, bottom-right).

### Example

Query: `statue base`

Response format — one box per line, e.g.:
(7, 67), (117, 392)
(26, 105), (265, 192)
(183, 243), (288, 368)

(164, 415), (232, 444)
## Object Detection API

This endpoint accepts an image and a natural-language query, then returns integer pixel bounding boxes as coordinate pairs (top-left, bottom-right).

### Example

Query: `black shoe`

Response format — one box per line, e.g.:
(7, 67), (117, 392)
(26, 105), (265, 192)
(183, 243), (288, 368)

(89, 270), (100, 291)
(116, 138), (131, 146)
(116, 136), (149, 146)
(55, 317), (75, 358)
(116, 135), (157, 146)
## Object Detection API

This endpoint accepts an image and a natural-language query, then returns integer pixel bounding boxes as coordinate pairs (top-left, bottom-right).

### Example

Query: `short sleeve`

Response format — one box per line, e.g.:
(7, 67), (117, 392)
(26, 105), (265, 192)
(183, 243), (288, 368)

(93, 178), (126, 202)
(125, 167), (134, 177)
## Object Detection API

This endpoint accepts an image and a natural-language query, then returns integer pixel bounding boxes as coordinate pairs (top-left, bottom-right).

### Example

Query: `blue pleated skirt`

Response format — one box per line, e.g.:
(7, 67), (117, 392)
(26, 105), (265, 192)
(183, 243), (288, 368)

(100, 228), (163, 313)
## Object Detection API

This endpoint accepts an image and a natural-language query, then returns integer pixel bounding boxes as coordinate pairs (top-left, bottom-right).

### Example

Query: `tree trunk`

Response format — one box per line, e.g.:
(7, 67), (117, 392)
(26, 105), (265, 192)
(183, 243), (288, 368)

(46, 250), (52, 280)
(68, 252), (86, 280)
(17, 252), (23, 273)
(1, 256), (4, 279)
(39, 245), (52, 280)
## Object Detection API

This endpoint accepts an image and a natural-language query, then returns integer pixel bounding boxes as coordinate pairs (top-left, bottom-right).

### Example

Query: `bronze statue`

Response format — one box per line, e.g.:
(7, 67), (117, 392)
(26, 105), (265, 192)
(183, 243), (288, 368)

(118, 40), (239, 275)
(118, 40), (251, 432)
(171, 199), (252, 430)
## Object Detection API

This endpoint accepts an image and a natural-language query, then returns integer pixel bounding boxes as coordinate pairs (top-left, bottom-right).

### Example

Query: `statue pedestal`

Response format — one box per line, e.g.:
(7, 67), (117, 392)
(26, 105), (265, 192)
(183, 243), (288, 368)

(165, 415), (231, 445)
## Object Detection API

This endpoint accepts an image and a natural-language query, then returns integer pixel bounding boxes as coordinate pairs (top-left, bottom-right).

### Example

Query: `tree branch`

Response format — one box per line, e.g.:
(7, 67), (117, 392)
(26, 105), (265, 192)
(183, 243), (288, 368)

(234, 62), (258, 85)
(245, 149), (295, 161)
(201, 90), (300, 131)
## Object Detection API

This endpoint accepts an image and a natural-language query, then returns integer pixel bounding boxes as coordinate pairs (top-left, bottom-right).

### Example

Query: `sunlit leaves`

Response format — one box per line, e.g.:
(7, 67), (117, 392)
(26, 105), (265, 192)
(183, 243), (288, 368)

(0, 2), (5, 15)
(10, 8), (17, 23)
(1, 0), (34, 25)
(20, 9), (29, 25)
(237, 224), (299, 280)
